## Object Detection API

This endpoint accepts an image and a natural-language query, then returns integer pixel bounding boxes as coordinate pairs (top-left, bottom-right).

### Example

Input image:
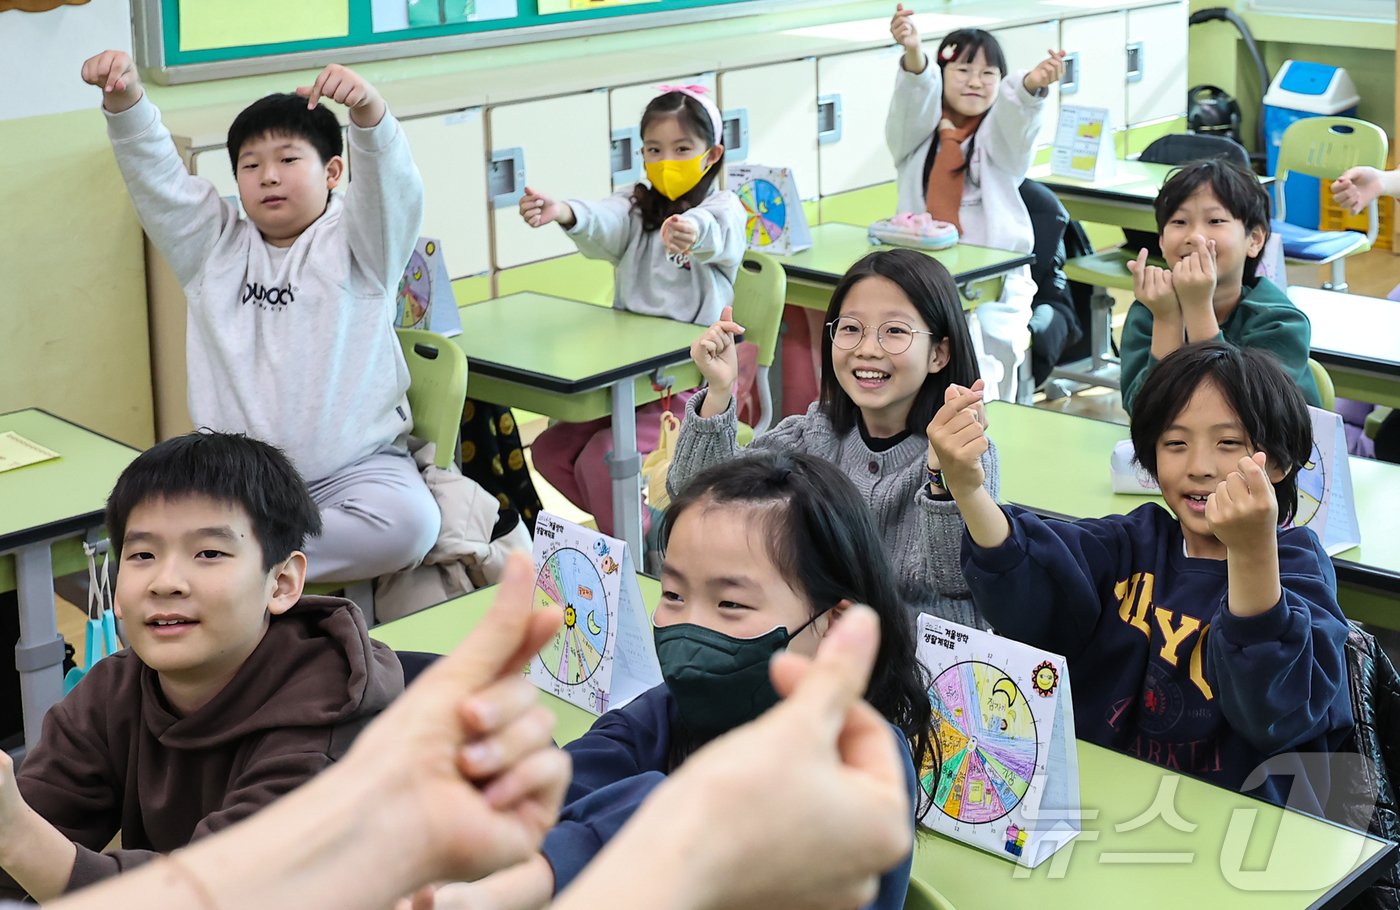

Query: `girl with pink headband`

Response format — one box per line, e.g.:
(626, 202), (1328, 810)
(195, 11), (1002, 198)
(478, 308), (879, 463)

(520, 85), (745, 539)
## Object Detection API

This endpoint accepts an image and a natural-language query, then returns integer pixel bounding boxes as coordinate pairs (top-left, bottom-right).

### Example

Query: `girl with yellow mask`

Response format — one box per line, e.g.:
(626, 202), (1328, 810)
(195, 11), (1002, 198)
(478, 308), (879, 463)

(519, 86), (746, 541)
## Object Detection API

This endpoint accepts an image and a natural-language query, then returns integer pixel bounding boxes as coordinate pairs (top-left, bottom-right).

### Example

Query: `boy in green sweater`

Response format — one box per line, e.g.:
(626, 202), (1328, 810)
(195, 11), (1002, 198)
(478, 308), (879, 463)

(1120, 159), (1320, 413)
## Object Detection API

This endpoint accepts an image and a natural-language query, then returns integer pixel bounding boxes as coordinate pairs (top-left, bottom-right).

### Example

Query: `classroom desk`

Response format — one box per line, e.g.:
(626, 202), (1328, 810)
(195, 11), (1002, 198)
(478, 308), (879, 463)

(0, 410), (139, 752)
(454, 294), (701, 561)
(372, 575), (664, 746)
(372, 580), (1395, 909)
(1027, 161), (1275, 233)
(986, 401), (1400, 627)
(779, 222), (1035, 311)
(1289, 286), (1400, 410)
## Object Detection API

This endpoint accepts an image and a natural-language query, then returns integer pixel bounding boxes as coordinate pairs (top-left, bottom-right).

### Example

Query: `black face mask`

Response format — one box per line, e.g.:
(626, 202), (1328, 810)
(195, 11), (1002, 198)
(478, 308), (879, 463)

(653, 611), (825, 744)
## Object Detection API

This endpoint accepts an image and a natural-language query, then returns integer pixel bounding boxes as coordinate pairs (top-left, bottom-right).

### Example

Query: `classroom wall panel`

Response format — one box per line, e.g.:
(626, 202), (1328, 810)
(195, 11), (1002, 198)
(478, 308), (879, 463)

(609, 74), (718, 193)
(1126, 2), (1187, 127)
(487, 91), (612, 270)
(192, 148), (239, 200)
(400, 110), (491, 279)
(1058, 12), (1127, 135)
(718, 59), (820, 202)
(815, 47), (901, 198)
(990, 19), (1060, 149)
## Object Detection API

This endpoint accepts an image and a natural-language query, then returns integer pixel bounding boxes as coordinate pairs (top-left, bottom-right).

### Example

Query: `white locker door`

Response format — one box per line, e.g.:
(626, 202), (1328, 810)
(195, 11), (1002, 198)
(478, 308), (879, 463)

(609, 74), (718, 193)
(1126, 2), (1188, 127)
(816, 47), (901, 197)
(1059, 12), (1127, 134)
(192, 148), (239, 201)
(488, 90), (611, 271)
(401, 110), (491, 279)
(989, 20), (1061, 149)
(718, 60), (820, 202)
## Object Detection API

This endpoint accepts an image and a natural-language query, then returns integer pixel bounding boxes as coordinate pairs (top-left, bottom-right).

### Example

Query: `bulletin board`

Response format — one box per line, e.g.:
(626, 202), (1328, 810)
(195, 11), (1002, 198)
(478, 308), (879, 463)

(133, 0), (849, 84)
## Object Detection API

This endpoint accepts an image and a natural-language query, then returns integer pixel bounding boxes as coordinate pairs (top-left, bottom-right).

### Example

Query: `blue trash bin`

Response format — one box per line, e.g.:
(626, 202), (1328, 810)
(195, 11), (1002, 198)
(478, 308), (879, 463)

(1262, 60), (1359, 229)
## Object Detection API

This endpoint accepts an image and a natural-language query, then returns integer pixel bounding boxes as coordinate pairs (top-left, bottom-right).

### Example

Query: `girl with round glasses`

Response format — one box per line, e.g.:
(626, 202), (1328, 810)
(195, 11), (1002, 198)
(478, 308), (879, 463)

(666, 248), (999, 630)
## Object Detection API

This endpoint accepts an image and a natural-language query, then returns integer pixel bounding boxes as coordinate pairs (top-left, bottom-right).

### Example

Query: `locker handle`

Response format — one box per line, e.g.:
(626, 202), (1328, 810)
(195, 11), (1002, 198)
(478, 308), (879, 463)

(817, 94), (843, 146)
(721, 108), (749, 163)
(611, 126), (642, 188)
(1126, 42), (1144, 84)
(489, 147), (525, 209)
(1061, 52), (1080, 95)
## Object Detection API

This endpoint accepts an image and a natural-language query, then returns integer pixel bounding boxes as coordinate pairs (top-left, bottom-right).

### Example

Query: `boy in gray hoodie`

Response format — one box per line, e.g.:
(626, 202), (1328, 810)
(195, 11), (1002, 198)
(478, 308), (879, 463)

(79, 51), (439, 583)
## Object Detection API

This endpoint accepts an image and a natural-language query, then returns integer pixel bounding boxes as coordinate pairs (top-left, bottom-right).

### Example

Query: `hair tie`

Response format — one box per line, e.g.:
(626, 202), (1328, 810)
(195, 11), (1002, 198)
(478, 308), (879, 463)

(939, 44), (957, 62)
(656, 83), (724, 147)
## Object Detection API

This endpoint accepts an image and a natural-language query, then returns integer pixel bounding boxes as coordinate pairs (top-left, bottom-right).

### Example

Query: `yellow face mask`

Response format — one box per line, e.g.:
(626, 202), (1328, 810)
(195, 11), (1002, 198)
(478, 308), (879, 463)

(645, 151), (712, 201)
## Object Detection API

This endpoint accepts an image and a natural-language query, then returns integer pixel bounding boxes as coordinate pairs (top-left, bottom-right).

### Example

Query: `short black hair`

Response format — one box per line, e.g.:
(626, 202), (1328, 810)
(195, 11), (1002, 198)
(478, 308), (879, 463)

(226, 93), (343, 171)
(819, 249), (981, 436)
(1130, 341), (1313, 524)
(1154, 159), (1272, 279)
(106, 431), (323, 572)
(661, 449), (935, 816)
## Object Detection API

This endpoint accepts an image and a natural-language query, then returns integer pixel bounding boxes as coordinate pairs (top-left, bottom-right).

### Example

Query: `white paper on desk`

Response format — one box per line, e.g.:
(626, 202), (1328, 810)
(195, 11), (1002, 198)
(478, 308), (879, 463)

(726, 164), (812, 255)
(916, 614), (1080, 868)
(396, 237), (464, 337)
(526, 512), (661, 716)
(1051, 105), (1116, 181)
(1287, 407), (1361, 556)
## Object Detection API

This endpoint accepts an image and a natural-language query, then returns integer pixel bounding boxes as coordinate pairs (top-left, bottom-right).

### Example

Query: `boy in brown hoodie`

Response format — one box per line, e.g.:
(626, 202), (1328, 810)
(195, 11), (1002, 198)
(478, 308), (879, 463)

(0, 431), (404, 901)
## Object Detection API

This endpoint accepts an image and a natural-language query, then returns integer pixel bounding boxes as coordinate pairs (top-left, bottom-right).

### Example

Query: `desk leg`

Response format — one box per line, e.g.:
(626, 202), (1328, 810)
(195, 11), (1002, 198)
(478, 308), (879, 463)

(606, 381), (645, 560)
(14, 543), (66, 752)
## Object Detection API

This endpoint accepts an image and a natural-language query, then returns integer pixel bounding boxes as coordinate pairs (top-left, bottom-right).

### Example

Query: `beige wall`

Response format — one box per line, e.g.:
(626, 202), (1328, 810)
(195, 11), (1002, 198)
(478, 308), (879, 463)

(0, 1), (154, 448)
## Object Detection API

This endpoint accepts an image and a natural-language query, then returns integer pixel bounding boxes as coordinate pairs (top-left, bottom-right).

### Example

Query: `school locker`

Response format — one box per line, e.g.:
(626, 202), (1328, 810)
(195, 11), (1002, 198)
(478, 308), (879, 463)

(989, 20), (1061, 149)
(718, 60), (820, 202)
(400, 110), (491, 280)
(609, 74), (718, 193)
(1058, 12), (1128, 136)
(815, 47), (901, 197)
(487, 91), (612, 270)
(1126, 2), (1188, 128)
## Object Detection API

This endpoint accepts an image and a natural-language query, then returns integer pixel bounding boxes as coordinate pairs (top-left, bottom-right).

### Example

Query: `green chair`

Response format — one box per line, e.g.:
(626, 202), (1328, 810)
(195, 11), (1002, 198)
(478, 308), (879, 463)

(1366, 406), (1392, 440)
(397, 327), (470, 468)
(1309, 357), (1336, 412)
(729, 251), (787, 446)
(1274, 117), (1389, 292)
(304, 328), (469, 624)
(903, 875), (957, 910)
(1055, 249), (1166, 391)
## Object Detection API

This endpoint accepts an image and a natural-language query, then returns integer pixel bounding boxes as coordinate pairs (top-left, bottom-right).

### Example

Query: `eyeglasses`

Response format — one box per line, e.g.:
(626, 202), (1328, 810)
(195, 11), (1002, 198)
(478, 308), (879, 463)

(826, 316), (936, 355)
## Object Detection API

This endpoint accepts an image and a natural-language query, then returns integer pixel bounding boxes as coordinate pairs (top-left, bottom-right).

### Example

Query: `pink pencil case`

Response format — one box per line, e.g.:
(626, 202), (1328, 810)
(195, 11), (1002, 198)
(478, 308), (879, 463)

(868, 212), (959, 251)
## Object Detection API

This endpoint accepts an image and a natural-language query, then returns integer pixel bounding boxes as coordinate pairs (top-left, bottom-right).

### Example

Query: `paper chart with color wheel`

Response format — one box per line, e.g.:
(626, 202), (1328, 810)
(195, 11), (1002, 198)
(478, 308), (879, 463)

(737, 178), (787, 247)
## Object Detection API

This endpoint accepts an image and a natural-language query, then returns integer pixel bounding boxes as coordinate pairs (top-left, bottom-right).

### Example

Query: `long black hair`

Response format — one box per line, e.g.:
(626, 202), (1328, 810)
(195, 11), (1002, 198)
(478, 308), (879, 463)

(819, 249), (981, 435)
(661, 449), (937, 818)
(1130, 342), (1313, 524)
(920, 28), (1008, 188)
(630, 91), (725, 232)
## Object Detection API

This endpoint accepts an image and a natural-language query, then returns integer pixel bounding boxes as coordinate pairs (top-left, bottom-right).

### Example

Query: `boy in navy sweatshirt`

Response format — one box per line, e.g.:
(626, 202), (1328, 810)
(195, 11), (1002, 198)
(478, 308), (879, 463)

(928, 341), (1352, 812)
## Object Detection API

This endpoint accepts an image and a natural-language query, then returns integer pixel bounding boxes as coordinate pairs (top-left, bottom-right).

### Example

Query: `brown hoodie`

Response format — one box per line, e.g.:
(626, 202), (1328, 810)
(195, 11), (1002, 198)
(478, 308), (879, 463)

(0, 596), (402, 898)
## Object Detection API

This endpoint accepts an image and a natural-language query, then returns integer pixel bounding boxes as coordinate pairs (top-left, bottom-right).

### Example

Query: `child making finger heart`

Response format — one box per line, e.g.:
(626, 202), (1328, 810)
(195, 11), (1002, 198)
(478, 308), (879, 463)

(519, 85), (745, 538)
(935, 340), (1351, 816)
(1121, 159), (1321, 413)
(669, 249), (999, 631)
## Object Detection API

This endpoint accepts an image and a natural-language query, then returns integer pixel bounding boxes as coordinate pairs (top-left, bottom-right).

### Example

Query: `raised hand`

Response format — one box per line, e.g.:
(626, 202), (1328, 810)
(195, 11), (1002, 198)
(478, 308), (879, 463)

(1171, 234), (1217, 318)
(518, 187), (570, 229)
(79, 50), (142, 113)
(296, 64), (385, 127)
(661, 214), (698, 255)
(1126, 247), (1180, 322)
(1331, 166), (1383, 216)
(1023, 49), (1067, 93)
(926, 379), (989, 499)
(890, 3), (920, 50)
(691, 305), (746, 406)
(1206, 452), (1278, 555)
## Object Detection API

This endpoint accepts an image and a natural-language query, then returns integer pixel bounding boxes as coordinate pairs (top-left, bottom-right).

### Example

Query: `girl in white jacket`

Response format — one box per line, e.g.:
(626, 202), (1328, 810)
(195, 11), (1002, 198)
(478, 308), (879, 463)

(886, 5), (1065, 400)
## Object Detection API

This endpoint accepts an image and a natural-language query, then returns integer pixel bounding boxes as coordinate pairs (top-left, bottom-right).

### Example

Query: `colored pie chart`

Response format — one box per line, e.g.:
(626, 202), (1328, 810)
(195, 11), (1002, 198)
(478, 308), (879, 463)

(737, 178), (787, 246)
(534, 547), (608, 685)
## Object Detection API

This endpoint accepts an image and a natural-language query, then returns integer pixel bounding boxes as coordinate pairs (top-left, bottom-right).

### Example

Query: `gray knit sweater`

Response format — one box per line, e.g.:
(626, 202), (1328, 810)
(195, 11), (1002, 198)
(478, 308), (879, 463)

(667, 390), (1000, 630)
